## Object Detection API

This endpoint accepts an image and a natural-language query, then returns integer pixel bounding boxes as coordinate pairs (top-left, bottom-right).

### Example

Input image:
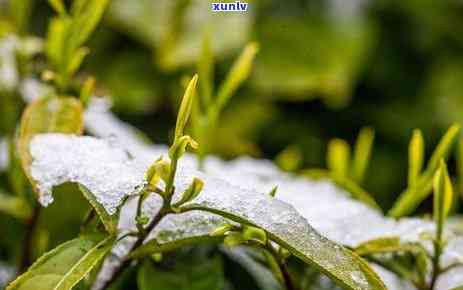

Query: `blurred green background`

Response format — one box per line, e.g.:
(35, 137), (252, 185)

(3, 0), (463, 217)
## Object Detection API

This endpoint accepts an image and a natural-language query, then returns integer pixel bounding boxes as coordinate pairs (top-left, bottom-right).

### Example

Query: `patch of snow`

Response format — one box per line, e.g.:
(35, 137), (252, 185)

(29, 134), (147, 214)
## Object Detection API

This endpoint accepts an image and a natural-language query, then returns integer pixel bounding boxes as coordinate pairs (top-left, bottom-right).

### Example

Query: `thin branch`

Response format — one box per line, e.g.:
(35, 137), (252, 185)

(19, 205), (40, 273)
(100, 197), (172, 289)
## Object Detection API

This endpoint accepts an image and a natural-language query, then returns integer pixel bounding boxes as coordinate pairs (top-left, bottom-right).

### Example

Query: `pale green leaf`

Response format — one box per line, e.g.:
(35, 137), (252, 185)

(457, 138), (463, 197)
(197, 32), (214, 108)
(46, 17), (72, 70)
(9, 0), (32, 33)
(6, 233), (115, 290)
(78, 185), (119, 234)
(0, 190), (31, 220)
(355, 237), (420, 256)
(66, 47), (89, 77)
(327, 138), (351, 178)
(408, 129), (424, 187)
(388, 177), (434, 218)
(301, 169), (380, 209)
(389, 124), (460, 218)
(71, 0), (109, 47)
(275, 145), (303, 172)
(48, 0), (66, 16)
(213, 42), (259, 115)
(174, 75), (198, 140)
(329, 174), (380, 210)
(351, 127), (374, 184)
(434, 160), (453, 237)
(425, 123), (460, 177)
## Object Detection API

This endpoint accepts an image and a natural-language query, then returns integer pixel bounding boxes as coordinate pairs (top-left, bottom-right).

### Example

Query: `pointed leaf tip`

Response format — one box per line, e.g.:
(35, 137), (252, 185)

(175, 74), (198, 140)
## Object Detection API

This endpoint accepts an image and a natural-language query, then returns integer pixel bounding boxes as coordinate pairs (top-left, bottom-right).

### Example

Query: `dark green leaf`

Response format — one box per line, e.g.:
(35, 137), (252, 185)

(6, 233), (115, 290)
(137, 255), (224, 290)
(78, 185), (119, 234)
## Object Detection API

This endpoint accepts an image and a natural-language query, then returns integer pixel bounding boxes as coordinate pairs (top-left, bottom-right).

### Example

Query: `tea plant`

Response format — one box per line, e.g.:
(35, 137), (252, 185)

(1, 1), (463, 290)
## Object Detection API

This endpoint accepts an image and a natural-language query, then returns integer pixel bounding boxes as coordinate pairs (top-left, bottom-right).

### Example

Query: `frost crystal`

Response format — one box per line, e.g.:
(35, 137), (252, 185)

(29, 134), (147, 214)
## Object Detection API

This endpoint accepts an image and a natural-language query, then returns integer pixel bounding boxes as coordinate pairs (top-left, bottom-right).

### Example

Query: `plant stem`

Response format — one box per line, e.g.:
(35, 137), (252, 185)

(100, 198), (172, 289)
(266, 242), (295, 290)
(19, 205), (40, 273)
(429, 240), (441, 290)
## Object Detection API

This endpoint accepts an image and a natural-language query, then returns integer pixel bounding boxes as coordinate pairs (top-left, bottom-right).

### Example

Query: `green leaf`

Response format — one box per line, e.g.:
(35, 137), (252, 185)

(408, 129), (424, 187)
(450, 286), (463, 290)
(0, 190), (31, 220)
(48, 0), (67, 16)
(327, 138), (351, 178)
(351, 127), (374, 184)
(329, 174), (380, 210)
(6, 233), (115, 290)
(174, 75), (198, 141)
(197, 32), (214, 108)
(355, 237), (420, 256)
(181, 188), (386, 290)
(78, 185), (119, 234)
(434, 160), (453, 238)
(46, 17), (72, 70)
(213, 42), (259, 116)
(389, 124), (460, 218)
(137, 255), (224, 290)
(67, 47), (89, 77)
(172, 178), (204, 209)
(9, 0), (33, 33)
(79, 77), (95, 107)
(457, 138), (463, 197)
(301, 169), (380, 209)
(71, 0), (109, 47)
(425, 123), (460, 177)
(388, 177), (434, 218)
(129, 235), (223, 260)
(18, 97), (83, 191)
(275, 144), (303, 172)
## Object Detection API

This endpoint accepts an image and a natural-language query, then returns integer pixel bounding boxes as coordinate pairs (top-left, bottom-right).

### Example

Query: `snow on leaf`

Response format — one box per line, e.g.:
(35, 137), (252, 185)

(29, 134), (146, 214)
(173, 165), (386, 290)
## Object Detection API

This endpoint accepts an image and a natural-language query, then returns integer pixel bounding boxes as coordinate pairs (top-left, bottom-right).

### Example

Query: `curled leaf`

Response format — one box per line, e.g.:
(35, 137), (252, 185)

(434, 160), (453, 237)
(174, 75), (198, 141)
(18, 97), (83, 190)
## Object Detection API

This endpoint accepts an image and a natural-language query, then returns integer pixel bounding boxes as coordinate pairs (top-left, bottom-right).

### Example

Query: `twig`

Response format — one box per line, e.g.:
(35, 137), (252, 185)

(19, 205), (40, 273)
(100, 197), (172, 289)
